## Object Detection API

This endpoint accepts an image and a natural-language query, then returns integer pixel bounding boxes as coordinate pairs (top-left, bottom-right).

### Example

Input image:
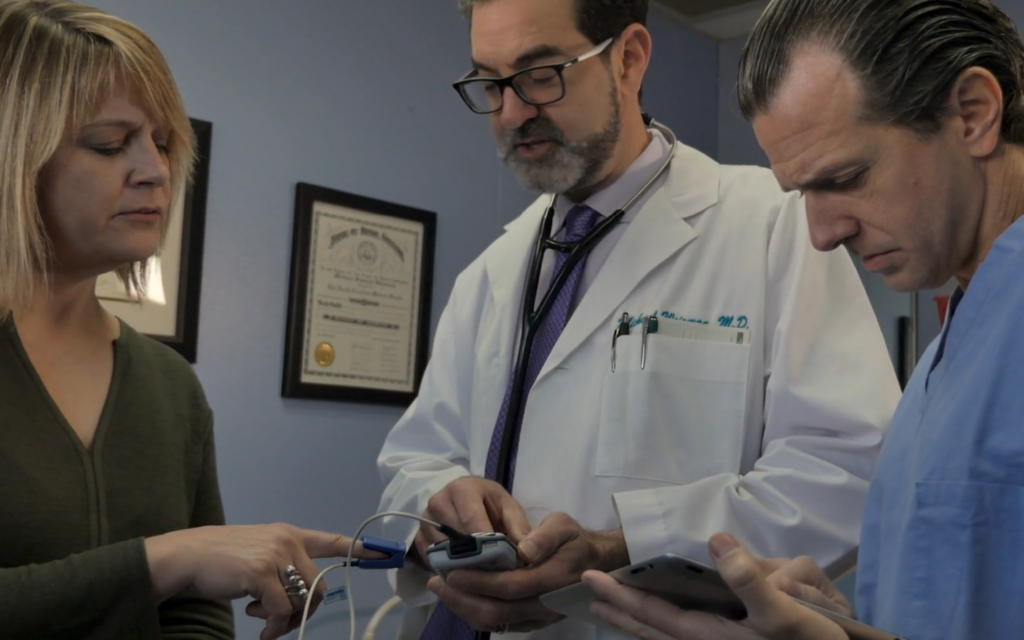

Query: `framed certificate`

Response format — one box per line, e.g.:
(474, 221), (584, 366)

(282, 183), (436, 405)
(97, 118), (212, 363)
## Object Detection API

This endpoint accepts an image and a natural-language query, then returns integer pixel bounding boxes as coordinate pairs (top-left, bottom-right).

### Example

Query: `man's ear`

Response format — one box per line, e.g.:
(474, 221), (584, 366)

(950, 66), (1005, 158)
(616, 23), (652, 100)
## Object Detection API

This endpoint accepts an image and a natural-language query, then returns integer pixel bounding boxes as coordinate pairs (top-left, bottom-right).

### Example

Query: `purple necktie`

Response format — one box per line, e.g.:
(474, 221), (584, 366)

(420, 205), (601, 640)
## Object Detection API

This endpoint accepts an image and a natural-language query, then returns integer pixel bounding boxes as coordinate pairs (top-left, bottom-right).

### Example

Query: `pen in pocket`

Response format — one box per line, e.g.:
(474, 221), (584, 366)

(640, 313), (659, 370)
(611, 312), (631, 372)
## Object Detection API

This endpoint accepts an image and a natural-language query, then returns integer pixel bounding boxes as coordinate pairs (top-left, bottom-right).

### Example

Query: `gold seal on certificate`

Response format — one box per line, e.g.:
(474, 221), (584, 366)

(282, 183), (436, 405)
(314, 342), (335, 367)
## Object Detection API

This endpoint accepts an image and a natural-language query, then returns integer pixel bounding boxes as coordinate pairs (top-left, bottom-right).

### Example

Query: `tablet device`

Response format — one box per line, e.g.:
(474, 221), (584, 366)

(540, 553), (906, 640)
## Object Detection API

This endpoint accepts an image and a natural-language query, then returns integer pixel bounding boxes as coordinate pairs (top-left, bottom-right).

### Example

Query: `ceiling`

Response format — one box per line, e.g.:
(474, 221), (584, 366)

(654, 0), (770, 40)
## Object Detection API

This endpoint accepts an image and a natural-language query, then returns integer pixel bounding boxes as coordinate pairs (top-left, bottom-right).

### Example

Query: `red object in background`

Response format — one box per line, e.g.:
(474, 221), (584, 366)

(936, 295), (951, 326)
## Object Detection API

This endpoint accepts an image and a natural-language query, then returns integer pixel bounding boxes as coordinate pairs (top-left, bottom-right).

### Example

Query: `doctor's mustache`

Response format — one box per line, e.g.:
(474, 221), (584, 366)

(497, 116), (568, 160)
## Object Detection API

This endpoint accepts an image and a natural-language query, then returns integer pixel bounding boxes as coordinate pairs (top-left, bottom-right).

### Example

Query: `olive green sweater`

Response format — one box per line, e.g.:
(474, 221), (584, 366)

(0, 317), (234, 639)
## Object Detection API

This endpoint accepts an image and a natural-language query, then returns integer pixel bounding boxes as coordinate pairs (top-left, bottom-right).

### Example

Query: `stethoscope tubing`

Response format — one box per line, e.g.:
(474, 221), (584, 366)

(491, 120), (679, 490)
(475, 119), (678, 640)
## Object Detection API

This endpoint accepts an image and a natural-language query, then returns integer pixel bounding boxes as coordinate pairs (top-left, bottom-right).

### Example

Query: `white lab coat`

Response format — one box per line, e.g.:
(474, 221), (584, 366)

(377, 143), (900, 640)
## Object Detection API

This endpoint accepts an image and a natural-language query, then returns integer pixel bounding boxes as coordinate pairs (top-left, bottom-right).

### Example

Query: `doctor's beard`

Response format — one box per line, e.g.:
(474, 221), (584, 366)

(498, 89), (622, 195)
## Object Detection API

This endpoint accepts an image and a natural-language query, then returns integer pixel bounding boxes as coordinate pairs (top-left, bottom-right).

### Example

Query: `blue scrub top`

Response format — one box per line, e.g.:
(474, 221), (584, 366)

(857, 216), (1024, 639)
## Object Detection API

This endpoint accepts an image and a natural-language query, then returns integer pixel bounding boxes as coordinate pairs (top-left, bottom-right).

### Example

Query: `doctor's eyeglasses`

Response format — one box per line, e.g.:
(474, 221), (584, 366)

(453, 37), (614, 114)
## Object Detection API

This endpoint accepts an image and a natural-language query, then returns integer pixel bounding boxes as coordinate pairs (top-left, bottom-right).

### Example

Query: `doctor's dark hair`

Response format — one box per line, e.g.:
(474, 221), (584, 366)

(457, 0), (648, 46)
(737, 0), (1024, 144)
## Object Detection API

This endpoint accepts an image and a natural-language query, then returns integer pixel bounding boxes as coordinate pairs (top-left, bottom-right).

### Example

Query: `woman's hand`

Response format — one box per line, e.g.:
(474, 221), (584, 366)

(146, 523), (380, 640)
(582, 533), (851, 640)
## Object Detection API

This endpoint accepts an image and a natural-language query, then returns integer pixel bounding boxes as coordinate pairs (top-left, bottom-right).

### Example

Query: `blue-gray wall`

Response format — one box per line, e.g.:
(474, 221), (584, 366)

(717, 36), (769, 168)
(1000, 0), (1024, 29)
(646, 15), (720, 158)
(85, 1), (719, 637)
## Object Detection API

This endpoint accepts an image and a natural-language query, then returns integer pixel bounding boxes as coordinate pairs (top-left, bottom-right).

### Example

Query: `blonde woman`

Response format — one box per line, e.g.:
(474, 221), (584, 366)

(0, 2), (371, 638)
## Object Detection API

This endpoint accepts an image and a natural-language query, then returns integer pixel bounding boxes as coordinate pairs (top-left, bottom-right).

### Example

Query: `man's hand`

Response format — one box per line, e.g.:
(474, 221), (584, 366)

(413, 477), (533, 565)
(582, 533), (851, 640)
(427, 511), (630, 633)
(759, 554), (853, 617)
(584, 570), (765, 640)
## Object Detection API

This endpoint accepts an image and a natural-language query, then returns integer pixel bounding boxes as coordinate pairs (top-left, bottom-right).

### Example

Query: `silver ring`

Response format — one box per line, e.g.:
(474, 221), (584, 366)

(284, 566), (307, 598)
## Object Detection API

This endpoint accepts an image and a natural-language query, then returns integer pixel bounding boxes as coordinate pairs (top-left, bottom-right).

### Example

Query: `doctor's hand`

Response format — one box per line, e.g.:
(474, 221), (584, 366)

(428, 512), (629, 633)
(583, 533), (850, 640)
(413, 477), (533, 565)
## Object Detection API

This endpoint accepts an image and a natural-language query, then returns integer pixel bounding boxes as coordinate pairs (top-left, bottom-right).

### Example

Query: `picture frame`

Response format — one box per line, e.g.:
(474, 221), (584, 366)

(97, 118), (212, 363)
(282, 183), (436, 405)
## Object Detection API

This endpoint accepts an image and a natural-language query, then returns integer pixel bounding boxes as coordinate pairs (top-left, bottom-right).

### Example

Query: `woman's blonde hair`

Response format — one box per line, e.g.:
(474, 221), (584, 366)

(0, 0), (195, 314)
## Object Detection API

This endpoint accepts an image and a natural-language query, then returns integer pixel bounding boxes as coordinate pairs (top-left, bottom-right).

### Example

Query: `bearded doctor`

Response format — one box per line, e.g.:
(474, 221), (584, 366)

(377, 0), (901, 638)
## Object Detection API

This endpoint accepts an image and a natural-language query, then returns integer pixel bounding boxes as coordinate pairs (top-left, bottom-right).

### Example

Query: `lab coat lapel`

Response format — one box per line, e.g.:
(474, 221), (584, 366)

(537, 145), (721, 379)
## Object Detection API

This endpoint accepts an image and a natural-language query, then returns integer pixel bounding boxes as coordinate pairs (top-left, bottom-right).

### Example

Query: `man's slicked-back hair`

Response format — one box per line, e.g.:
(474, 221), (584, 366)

(457, 0), (648, 45)
(737, 0), (1024, 144)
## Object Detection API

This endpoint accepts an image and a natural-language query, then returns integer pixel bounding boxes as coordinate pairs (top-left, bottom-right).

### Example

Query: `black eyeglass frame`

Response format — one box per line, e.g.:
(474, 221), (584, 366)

(452, 37), (615, 114)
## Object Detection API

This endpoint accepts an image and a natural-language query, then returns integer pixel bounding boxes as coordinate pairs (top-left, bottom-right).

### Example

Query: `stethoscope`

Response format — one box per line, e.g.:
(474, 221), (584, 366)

(491, 116), (679, 490)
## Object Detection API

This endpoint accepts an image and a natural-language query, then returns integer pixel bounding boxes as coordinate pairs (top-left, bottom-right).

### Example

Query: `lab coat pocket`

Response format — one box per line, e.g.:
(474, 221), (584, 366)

(596, 334), (751, 484)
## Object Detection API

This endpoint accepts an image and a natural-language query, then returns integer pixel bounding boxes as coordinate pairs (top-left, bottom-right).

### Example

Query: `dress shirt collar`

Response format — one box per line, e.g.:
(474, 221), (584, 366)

(553, 128), (674, 229)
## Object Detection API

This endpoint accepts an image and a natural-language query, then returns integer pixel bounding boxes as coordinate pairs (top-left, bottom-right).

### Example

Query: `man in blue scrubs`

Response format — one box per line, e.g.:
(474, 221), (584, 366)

(578, 1), (1024, 639)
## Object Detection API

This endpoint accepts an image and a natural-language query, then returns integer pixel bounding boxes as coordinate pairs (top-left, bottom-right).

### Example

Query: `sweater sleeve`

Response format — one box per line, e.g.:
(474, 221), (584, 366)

(0, 538), (160, 637)
(157, 415), (234, 639)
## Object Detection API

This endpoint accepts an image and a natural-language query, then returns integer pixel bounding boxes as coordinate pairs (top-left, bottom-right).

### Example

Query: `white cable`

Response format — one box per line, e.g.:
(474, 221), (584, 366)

(295, 511), (443, 640)
(363, 595), (404, 640)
